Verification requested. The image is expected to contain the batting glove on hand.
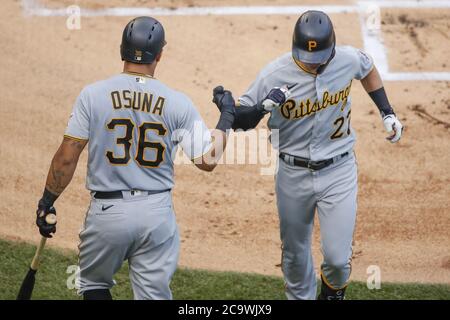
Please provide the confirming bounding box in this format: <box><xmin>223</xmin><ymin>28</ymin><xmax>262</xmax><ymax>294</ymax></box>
<box><xmin>36</xmin><ymin>199</ymin><xmax>57</xmax><ymax>238</ymax></box>
<box><xmin>212</xmin><ymin>86</ymin><xmax>227</xmax><ymax>111</ymax></box>
<box><xmin>213</xmin><ymin>86</ymin><xmax>236</xmax><ymax>132</ymax></box>
<box><xmin>213</xmin><ymin>86</ymin><xmax>235</xmax><ymax>114</ymax></box>
<box><xmin>383</xmin><ymin>114</ymin><xmax>403</xmax><ymax>143</ymax></box>
<box><xmin>261</xmin><ymin>86</ymin><xmax>292</xmax><ymax>112</ymax></box>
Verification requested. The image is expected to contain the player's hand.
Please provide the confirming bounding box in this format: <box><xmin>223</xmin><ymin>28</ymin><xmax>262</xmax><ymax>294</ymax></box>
<box><xmin>219</xmin><ymin>90</ymin><xmax>236</xmax><ymax>117</ymax></box>
<box><xmin>213</xmin><ymin>86</ymin><xmax>236</xmax><ymax>132</ymax></box>
<box><xmin>36</xmin><ymin>199</ymin><xmax>57</xmax><ymax>238</ymax></box>
<box><xmin>212</xmin><ymin>86</ymin><xmax>226</xmax><ymax>111</ymax></box>
<box><xmin>383</xmin><ymin>114</ymin><xmax>403</xmax><ymax>143</ymax></box>
<box><xmin>212</xmin><ymin>86</ymin><xmax>235</xmax><ymax>114</ymax></box>
<box><xmin>261</xmin><ymin>85</ymin><xmax>292</xmax><ymax>112</ymax></box>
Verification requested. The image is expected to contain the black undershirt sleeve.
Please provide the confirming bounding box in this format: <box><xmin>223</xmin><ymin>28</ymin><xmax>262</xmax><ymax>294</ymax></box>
<box><xmin>368</xmin><ymin>87</ymin><xmax>395</xmax><ymax>117</ymax></box>
<box><xmin>232</xmin><ymin>105</ymin><xmax>267</xmax><ymax>131</ymax></box>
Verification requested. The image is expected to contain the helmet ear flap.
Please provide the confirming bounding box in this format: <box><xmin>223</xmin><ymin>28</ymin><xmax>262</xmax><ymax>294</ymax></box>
<box><xmin>316</xmin><ymin>45</ymin><xmax>336</xmax><ymax>74</ymax></box>
<box><xmin>155</xmin><ymin>50</ymin><xmax>163</xmax><ymax>62</ymax></box>
<box><xmin>316</xmin><ymin>29</ymin><xmax>336</xmax><ymax>74</ymax></box>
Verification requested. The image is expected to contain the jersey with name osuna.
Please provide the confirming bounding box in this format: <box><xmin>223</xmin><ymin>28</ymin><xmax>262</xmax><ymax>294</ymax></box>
<box><xmin>65</xmin><ymin>72</ymin><xmax>212</xmax><ymax>192</ymax></box>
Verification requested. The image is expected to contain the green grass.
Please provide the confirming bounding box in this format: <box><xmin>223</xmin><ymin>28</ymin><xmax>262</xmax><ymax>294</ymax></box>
<box><xmin>1</xmin><ymin>239</ymin><xmax>449</xmax><ymax>300</ymax></box>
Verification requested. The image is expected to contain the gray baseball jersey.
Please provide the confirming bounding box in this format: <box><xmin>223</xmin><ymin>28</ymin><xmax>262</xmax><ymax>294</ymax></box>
<box><xmin>69</xmin><ymin>72</ymin><xmax>211</xmax><ymax>299</ymax></box>
<box><xmin>239</xmin><ymin>45</ymin><xmax>373</xmax><ymax>161</ymax></box>
<box><xmin>239</xmin><ymin>46</ymin><xmax>373</xmax><ymax>300</ymax></box>
<box><xmin>65</xmin><ymin>72</ymin><xmax>212</xmax><ymax>192</ymax></box>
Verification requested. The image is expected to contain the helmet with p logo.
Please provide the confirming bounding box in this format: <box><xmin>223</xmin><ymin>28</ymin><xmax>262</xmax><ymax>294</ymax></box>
<box><xmin>292</xmin><ymin>11</ymin><xmax>336</xmax><ymax>65</ymax></box>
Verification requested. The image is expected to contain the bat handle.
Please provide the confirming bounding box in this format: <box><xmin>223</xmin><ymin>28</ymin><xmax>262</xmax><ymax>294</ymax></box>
<box><xmin>30</xmin><ymin>237</ymin><xmax>47</xmax><ymax>271</ymax></box>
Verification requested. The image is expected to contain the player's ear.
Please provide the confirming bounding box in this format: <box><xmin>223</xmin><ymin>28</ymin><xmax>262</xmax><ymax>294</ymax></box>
<box><xmin>156</xmin><ymin>50</ymin><xmax>163</xmax><ymax>63</ymax></box>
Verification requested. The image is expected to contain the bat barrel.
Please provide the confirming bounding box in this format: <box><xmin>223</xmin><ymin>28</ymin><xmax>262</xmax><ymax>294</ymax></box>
<box><xmin>16</xmin><ymin>236</ymin><xmax>49</xmax><ymax>300</ymax></box>
<box><xmin>17</xmin><ymin>268</ymin><xmax>37</xmax><ymax>300</ymax></box>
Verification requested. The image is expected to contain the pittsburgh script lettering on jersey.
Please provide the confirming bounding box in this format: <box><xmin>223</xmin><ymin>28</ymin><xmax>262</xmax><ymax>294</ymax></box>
<box><xmin>110</xmin><ymin>90</ymin><xmax>166</xmax><ymax>115</ymax></box>
<box><xmin>280</xmin><ymin>80</ymin><xmax>352</xmax><ymax>120</ymax></box>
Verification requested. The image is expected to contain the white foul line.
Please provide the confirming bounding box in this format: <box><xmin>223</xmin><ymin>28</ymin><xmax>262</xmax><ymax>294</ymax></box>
<box><xmin>383</xmin><ymin>72</ymin><xmax>450</xmax><ymax>81</ymax></box>
<box><xmin>358</xmin><ymin>1</ymin><xmax>450</xmax><ymax>81</ymax></box>
<box><xmin>21</xmin><ymin>0</ymin><xmax>450</xmax><ymax>16</ymax></box>
<box><xmin>21</xmin><ymin>0</ymin><xmax>450</xmax><ymax>81</ymax></box>
<box><xmin>358</xmin><ymin>5</ymin><xmax>389</xmax><ymax>76</ymax></box>
<box><xmin>24</xmin><ymin>5</ymin><xmax>357</xmax><ymax>17</ymax></box>
<box><xmin>359</xmin><ymin>0</ymin><xmax>450</xmax><ymax>8</ymax></box>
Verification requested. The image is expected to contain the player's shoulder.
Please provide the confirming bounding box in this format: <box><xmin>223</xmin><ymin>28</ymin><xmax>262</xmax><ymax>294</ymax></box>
<box><xmin>336</xmin><ymin>45</ymin><xmax>370</xmax><ymax>61</ymax></box>
<box><xmin>151</xmin><ymin>80</ymin><xmax>197</xmax><ymax>117</ymax></box>
<box><xmin>258</xmin><ymin>52</ymin><xmax>294</xmax><ymax>78</ymax></box>
<box><xmin>158</xmin><ymin>81</ymin><xmax>194</xmax><ymax>108</ymax></box>
<box><xmin>78</xmin><ymin>74</ymin><xmax>122</xmax><ymax>97</ymax></box>
<box><xmin>336</xmin><ymin>45</ymin><xmax>360</xmax><ymax>53</ymax></box>
<box><xmin>81</xmin><ymin>74</ymin><xmax>190</xmax><ymax>99</ymax></box>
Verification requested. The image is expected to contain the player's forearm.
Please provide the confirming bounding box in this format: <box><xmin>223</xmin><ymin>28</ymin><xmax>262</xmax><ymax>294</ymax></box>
<box><xmin>45</xmin><ymin>152</ymin><xmax>78</xmax><ymax>196</ymax></box>
<box><xmin>210</xmin><ymin>129</ymin><xmax>228</xmax><ymax>161</ymax></box>
<box><xmin>232</xmin><ymin>104</ymin><xmax>266</xmax><ymax>131</ymax></box>
<box><xmin>361</xmin><ymin>66</ymin><xmax>383</xmax><ymax>93</ymax></box>
<box><xmin>361</xmin><ymin>66</ymin><xmax>395</xmax><ymax>117</ymax></box>
<box><xmin>44</xmin><ymin>138</ymin><xmax>85</xmax><ymax>195</ymax></box>
<box><xmin>195</xmin><ymin>129</ymin><xmax>227</xmax><ymax>172</ymax></box>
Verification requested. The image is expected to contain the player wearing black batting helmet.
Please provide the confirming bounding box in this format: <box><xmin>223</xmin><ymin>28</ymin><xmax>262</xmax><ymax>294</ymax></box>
<box><xmin>213</xmin><ymin>10</ymin><xmax>403</xmax><ymax>300</ymax></box>
<box><xmin>120</xmin><ymin>16</ymin><xmax>167</xmax><ymax>64</ymax></box>
<box><xmin>292</xmin><ymin>10</ymin><xmax>336</xmax><ymax>74</ymax></box>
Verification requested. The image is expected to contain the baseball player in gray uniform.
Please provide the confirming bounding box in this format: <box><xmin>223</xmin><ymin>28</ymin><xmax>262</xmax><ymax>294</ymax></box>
<box><xmin>214</xmin><ymin>11</ymin><xmax>403</xmax><ymax>300</ymax></box>
<box><xmin>35</xmin><ymin>16</ymin><xmax>237</xmax><ymax>300</ymax></box>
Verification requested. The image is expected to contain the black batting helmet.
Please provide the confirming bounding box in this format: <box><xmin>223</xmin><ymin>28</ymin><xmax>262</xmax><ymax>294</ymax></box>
<box><xmin>292</xmin><ymin>11</ymin><xmax>335</xmax><ymax>64</ymax></box>
<box><xmin>120</xmin><ymin>16</ymin><xmax>166</xmax><ymax>64</ymax></box>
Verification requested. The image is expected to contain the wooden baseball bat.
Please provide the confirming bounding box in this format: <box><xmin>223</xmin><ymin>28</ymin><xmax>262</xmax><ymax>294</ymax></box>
<box><xmin>17</xmin><ymin>214</ymin><xmax>57</xmax><ymax>300</ymax></box>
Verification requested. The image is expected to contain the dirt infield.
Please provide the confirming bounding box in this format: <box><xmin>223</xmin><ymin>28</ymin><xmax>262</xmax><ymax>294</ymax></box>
<box><xmin>382</xmin><ymin>9</ymin><xmax>449</xmax><ymax>72</ymax></box>
<box><xmin>1</xmin><ymin>0</ymin><xmax>449</xmax><ymax>285</ymax></box>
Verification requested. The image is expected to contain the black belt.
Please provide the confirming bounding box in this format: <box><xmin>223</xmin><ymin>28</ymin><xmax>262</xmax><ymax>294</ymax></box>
<box><xmin>279</xmin><ymin>152</ymin><xmax>349</xmax><ymax>171</ymax></box>
<box><xmin>93</xmin><ymin>189</ymin><xmax>170</xmax><ymax>199</ymax></box>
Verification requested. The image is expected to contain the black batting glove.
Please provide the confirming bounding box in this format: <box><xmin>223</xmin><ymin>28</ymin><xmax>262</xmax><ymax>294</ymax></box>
<box><xmin>212</xmin><ymin>85</ymin><xmax>236</xmax><ymax>114</ymax></box>
<box><xmin>36</xmin><ymin>190</ymin><xmax>58</xmax><ymax>238</ymax></box>
<box><xmin>212</xmin><ymin>86</ymin><xmax>226</xmax><ymax>111</ymax></box>
<box><xmin>264</xmin><ymin>87</ymin><xmax>288</xmax><ymax>105</ymax></box>
<box><xmin>213</xmin><ymin>86</ymin><xmax>236</xmax><ymax>132</ymax></box>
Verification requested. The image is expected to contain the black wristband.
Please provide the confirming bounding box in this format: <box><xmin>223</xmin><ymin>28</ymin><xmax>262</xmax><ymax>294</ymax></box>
<box><xmin>368</xmin><ymin>87</ymin><xmax>395</xmax><ymax>117</ymax></box>
<box><xmin>216</xmin><ymin>112</ymin><xmax>235</xmax><ymax>132</ymax></box>
<box><xmin>42</xmin><ymin>188</ymin><xmax>59</xmax><ymax>207</ymax></box>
